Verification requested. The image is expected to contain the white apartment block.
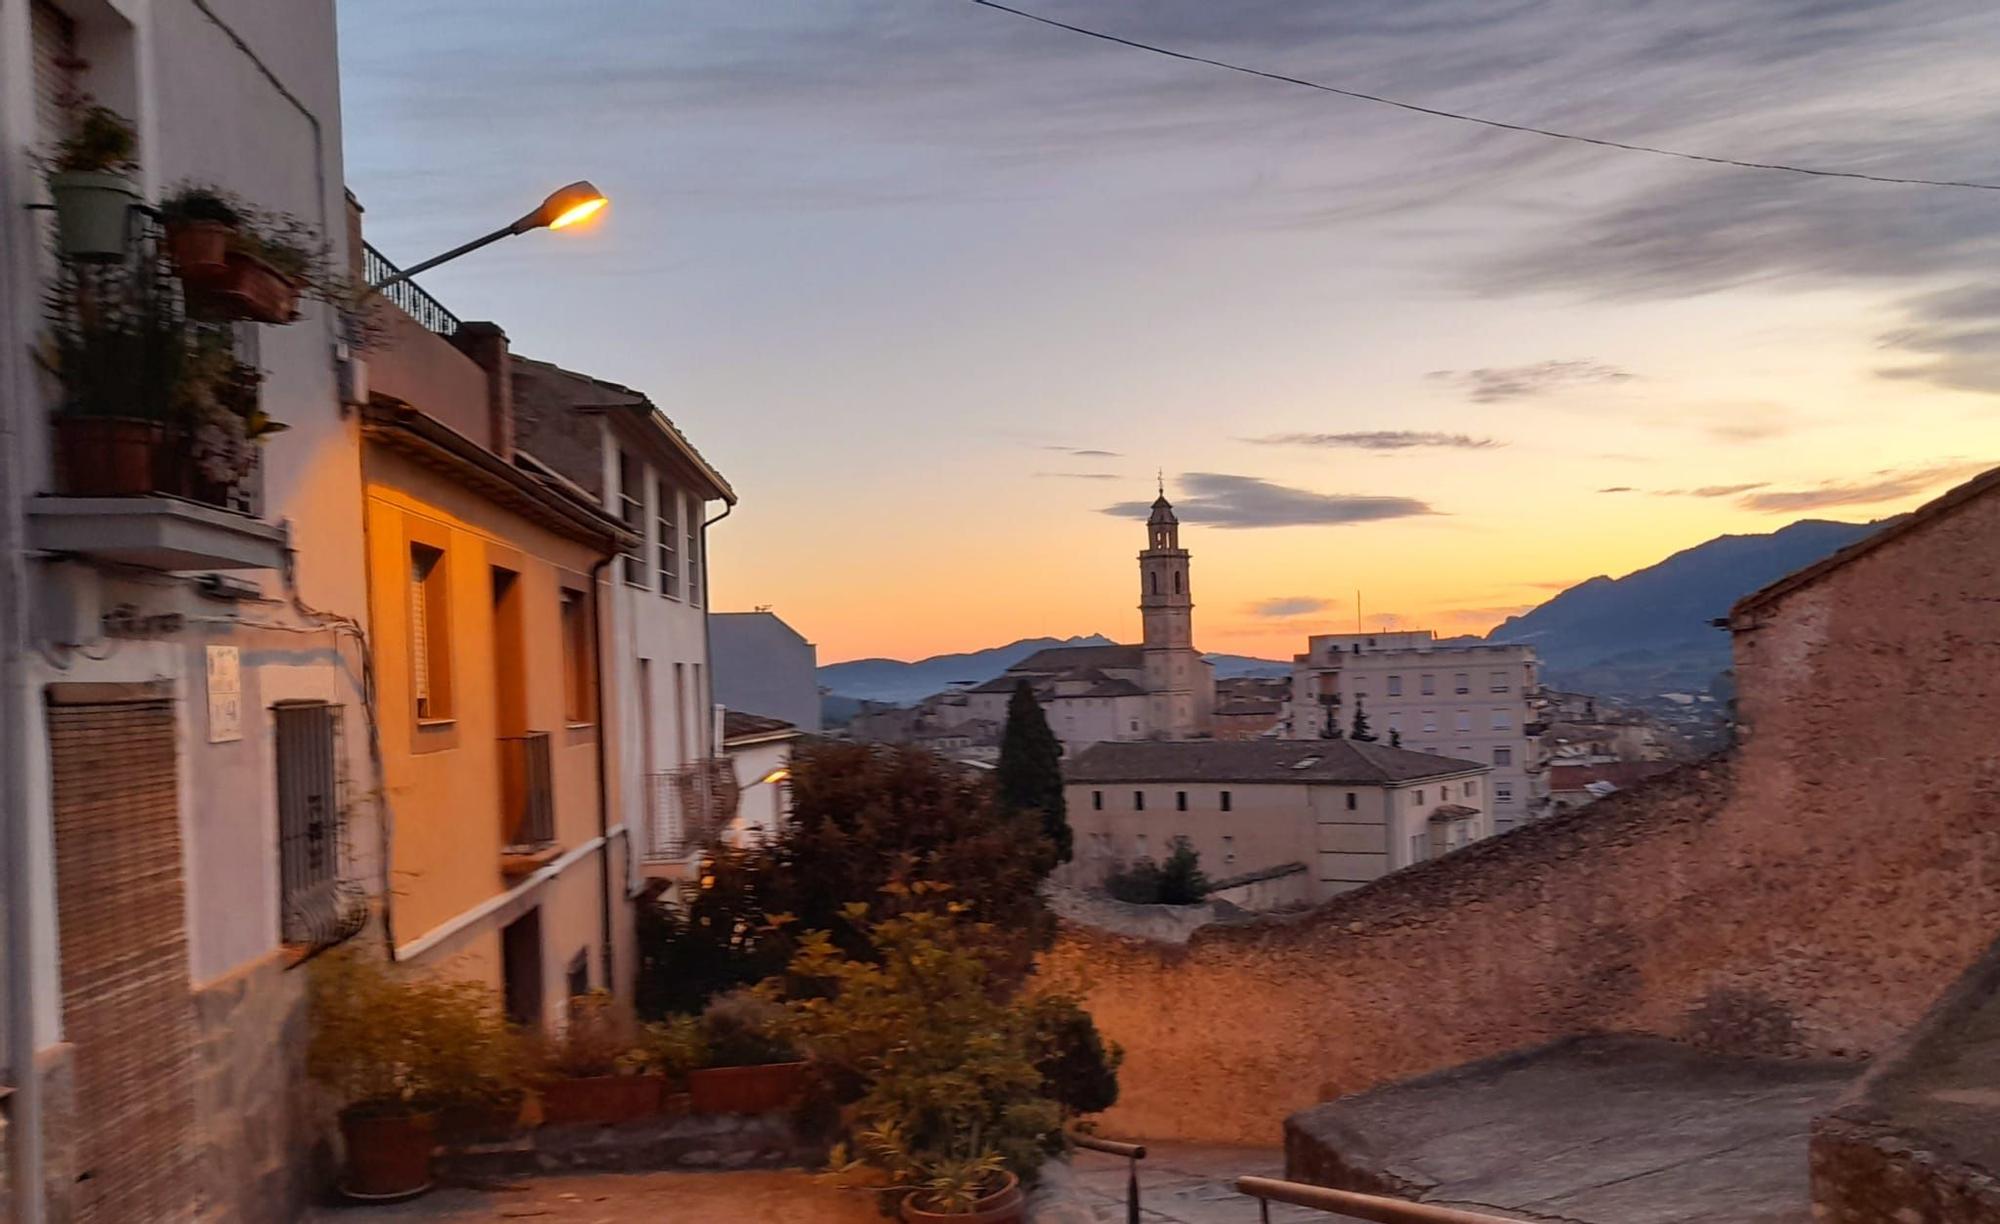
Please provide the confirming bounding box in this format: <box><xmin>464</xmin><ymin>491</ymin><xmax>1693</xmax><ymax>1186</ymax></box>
<box><xmin>1283</xmin><ymin>631</ymin><xmax>1548</xmax><ymax>832</ymax></box>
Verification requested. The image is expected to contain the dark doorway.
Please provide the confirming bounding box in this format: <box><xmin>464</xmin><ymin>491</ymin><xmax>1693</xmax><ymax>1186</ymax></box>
<box><xmin>501</xmin><ymin>907</ymin><xmax>543</xmax><ymax>1027</ymax></box>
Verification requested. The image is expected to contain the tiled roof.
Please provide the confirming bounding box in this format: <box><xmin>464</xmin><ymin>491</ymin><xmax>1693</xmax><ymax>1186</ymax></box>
<box><xmin>1548</xmin><ymin>761</ymin><xmax>1679</xmax><ymax>792</ymax></box>
<box><xmin>1064</xmin><ymin>739</ymin><xmax>1485</xmax><ymax>785</ymax></box>
<box><xmin>1008</xmin><ymin>644</ymin><xmax>1144</xmax><ymax>674</ymax></box>
<box><xmin>511</xmin><ymin>353</ymin><xmax>735</xmax><ymax>502</ymax></box>
<box><xmin>722</xmin><ymin>710</ymin><xmax>798</xmax><ymax>744</ymax></box>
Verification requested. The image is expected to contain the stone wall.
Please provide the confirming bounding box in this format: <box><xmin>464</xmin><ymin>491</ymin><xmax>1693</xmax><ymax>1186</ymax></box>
<box><xmin>1044</xmin><ymin>477</ymin><xmax>2000</xmax><ymax>1144</ymax></box>
<box><xmin>191</xmin><ymin>954</ymin><xmax>322</xmax><ymax>1222</ymax></box>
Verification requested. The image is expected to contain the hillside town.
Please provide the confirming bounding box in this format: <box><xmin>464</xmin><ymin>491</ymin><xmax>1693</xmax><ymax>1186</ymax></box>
<box><xmin>3</xmin><ymin>3</ymin><xmax>1999</xmax><ymax>1224</ymax></box>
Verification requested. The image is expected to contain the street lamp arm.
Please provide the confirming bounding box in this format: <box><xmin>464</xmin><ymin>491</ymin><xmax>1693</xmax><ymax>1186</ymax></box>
<box><xmin>367</xmin><ymin>223</ymin><xmax>514</xmax><ymax>291</ymax></box>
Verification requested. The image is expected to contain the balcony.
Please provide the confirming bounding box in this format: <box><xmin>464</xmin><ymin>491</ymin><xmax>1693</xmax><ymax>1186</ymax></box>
<box><xmin>500</xmin><ymin>732</ymin><xmax>558</xmax><ymax>877</ymax></box>
<box><xmin>643</xmin><ymin>759</ymin><xmax>740</xmax><ymax>865</ymax></box>
<box><xmin>29</xmin><ymin>437</ymin><xmax>284</xmax><ymax>571</ymax></box>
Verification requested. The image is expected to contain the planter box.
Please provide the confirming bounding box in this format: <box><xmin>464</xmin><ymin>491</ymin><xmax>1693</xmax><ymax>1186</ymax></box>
<box><xmin>188</xmin><ymin>251</ymin><xmax>300</xmax><ymax>324</ymax></box>
<box><xmin>437</xmin><ymin>1096</ymin><xmax>527</xmax><ymax>1146</ymax></box>
<box><xmin>165</xmin><ymin>220</ymin><xmax>235</xmax><ymax>285</ymax></box>
<box><xmin>47</xmin><ymin>170</ymin><xmax>139</xmax><ymax>263</ymax></box>
<box><xmin>53</xmin><ymin>416</ymin><xmax>165</xmax><ymax>496</ymax></box>
<box><xmin>539</xmin><ymin>1074</ymin><xmax>664</xmax><ymax>1126</ymax></box>
<box><xmin>687</xmin><ymin>1061</ymin><xmax>807</xmax><ymax>1115</ymax></box>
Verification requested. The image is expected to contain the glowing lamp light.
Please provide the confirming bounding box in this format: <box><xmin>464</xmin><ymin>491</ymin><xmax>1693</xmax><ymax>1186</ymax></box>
<box><xmin>368</xmin><ymin>179</ymin><xmax>611</xmax><ymax>292</ymax></box>
<box><xmin>755</xmin><ymin>766</ymin><xmax>792</xmax><ymax>787</ymax></box>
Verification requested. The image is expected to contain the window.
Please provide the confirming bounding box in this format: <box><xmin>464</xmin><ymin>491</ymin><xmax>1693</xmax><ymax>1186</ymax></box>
<box><xmin>560</xmin><ymin>588</ymin><xmax>593</xmax><ymax>724</ymax></box>
<box><xmin>1133</xmin><ymin>790</ymin><xmax>1146</xmax><ymax>811</ymax></box>
<box><xmin>566</xmin><ymin>950</ymin><xmax>590</xmax><ymax>999</ymax></box>
<box><xmin>1414</xmin><ymin>789</ymin><xmax>1425</xmax><ymax>805</ymax></box>
<box><xmin>1440</xmin><ymin>784</ymin><xmax>1451</xmax><ymax>800</ymax></box>
<box><xmin>1409</xmin><ymin>833</ymin><xmax>1428</xmax><ymax>864</ymax></box>
<box><xmin>1222</xmin><ymin>835</ymin><xmax>1236</xmax><ymax>864</ymax></box>
<box><xmin>1345</xmin><ymin>791</ymin><xmax>1357</xmax><ymax>811</ymax></box>
<box><xmin>1493</xmin><ymin>746</ymin><xmax>1512</xmax><ymax>767</ymax></box>
<box><xmin>686</xmin><ymin>506</ymin><xmax>702</xmax><ymax>607</ymax></box>
<box><xmin>1173</xmin><ymin>571</ymin><xmax>1182</xmax><ymax>594</ymax></box>
<box><xmin>1466</xmin><ymin>780</ymin><xmax>1478</xmax><ymax>797</ymax></box>
<box><xmin>1176</xmin><ymin>791</ymin><xmax>1188</xmax><ymax>812</ymax></box>
<box><xmin>1151</xmin><ymin>572</ymin><xmax>1159</xmax><ymax>595</ymax></box>
<box><xmin>1496</xmin><ymin>781</ymin><xmax>1515</xmax><ymax>803</ymax></box>
<box><xmin>1092</xmin><ymin>790</ymin><xmax>1104</xmax><ymax>811</ymax></box>
<box><xmin>1490</xmin><ymin>671</ymin><xmax>1509</xmax><ymax>693</ymax></box>
<box><xmin>656</xmin><ymin>479</ymin><xmax>679</xmax><ymax>597</ymax></box>
<box><xmin>1454</xmin><ymin>672</ymin><xmax>1469</xmax><ymax>694</ymax></box>
<box><xmin>1422</xmin><ymin>710</ymin><xmax>1438</xmax><ymax>733</ymax></box>
<box><xmin>1135</xmin><ymin>833</ymin><xmax>1149</xmax><ymax>858</ymax></box>
<box><xmin>1491</xmin><ymin>710</ymin><xmax>1512</xmax><ymax>731</ymax></box>
<box><xmin>1420</xmin><ymin>674</ymin><xmax>1435</xmax><ymax>695</ymax></box>
<box><xmin>1455</xmin><ymin>711</ymin><xmax>1472</xmax><ymax>732</ymax></box>
<box><xmin>409</xmin><ymin>543</ymin><xmax>452</xmax><ymax>721</ymax></box>
<box><xmin>1388</xmin><ymin>714</ymin><xmax>1403</xmax><ymax>735</ymax></box>
<box><xmin>1387</xmin><ymin>674</ymin><xmax>1403</xmax><ymax>696</ymax></box>
<box><xmin>1220</xmin><ymin>790</ymin><xmax>1232</xmax><ymax>812</ymax></box>
<box><xmin>618</xmin><ymin>450</ymin><xmax>646</xmax><ymax>587</ymax></box>
<box><xmin>275</xmin><ymin>702</ymin><xmax>346</xmax><ymax>948</ymax></box>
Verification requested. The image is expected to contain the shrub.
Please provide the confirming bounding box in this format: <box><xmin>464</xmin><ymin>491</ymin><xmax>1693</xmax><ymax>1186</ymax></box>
<box><xmin>1027</xmin><ymin>995</ymin><xmax>1121</xmax><ymax>1118</ymax></box>
<box><xmin>307</xmin><ymin>950</ymin><xmax>523</xmax><ymax>1116</ymax></box>
<box><xmin>782</xmin><ymin>911</ymin><xmax>1062</xmax><ymax>1183</ymax></box>
<box><xmin>636</xmin><ymin>1014</ymin><xmax>708</xmax><ymax>1081</ymax></box>
<box><xmin>540</xmin><ymin>989</ymin><xmax>637</xmax><ymax>1079</ymax></box>
<box><xmin>700</xmin><ymin>989</ymin><xmax>798</xmax><ymax>1068</ymax></box>
<box><xmin>1102</xmin><ymin>837</ymin><xmax>1209</xmax><ymax>906</ymax></box>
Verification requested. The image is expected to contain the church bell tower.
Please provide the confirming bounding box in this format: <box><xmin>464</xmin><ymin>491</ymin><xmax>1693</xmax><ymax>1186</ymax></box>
<box><xmin>1138</xmin><ymin>480</ymin><xmax>1208</xmax><ymax>738</ymax></box>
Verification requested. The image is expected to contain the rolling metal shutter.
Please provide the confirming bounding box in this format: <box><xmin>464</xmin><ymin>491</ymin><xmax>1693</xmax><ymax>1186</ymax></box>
<box><xmin>48</xmin><ymin>688</ymin><xmax>200</xmax><ymax>1223</ymax></box>
<box><xmin>31</xmin><ymin>1</ymin><xmax>79</xmax><ymax>150</ymax></box>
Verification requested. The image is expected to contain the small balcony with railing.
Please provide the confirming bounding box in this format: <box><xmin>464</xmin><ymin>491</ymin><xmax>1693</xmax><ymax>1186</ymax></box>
<box><xmin>499</xmin><ymin>731</ymin><xmax>559</xmax><ymax>878</ymax></box>
<box><xmin>642</xmin><ymin>758</ymin><xmax>741</xmax><ymax>874</ymax></box>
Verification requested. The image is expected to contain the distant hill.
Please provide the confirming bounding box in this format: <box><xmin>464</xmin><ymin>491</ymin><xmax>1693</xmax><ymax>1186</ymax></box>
<box><xmin>819</xmin><ymin>634</ymin><xmax>1288</xmax><ymax>705</ymax></box>
<box><xmin>1487</xmin><ymin>517</ymin><xmax>1892</xmax><ymax>699</ymax></box>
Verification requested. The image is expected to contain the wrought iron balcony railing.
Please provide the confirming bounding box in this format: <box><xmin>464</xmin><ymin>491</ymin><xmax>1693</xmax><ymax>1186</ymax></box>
<box><xmin>363</xmin><ymin>241</ymin><xmax>461</xmax><ymax>337</ymax></box>
<box><xmin>500</xmin><ymin>731</ymin><xmax>555</xmax><ymax>848</ymax></box>
<box><xmin>645</xmin><ymin>758</ymin><xmax>740</xmax><ymax>863</ymax></box>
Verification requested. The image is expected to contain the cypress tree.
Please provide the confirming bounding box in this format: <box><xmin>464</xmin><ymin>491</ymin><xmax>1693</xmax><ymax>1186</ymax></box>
<box><xmin>1351</xmin><ymin>696</ymin><xmax>1377</xmax><ymax>742</ymax></box>
<box><xmin>997</xmin><ymin>679</ymin><xmax>1072</xmax><ymax>863</ymax></box>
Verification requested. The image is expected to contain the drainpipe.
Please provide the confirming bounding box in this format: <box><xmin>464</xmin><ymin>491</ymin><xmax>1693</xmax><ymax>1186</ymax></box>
<box><xmin>699</xmin><ymin>501</ymin><xmax>733</xmax><ymax>763</ymax></box>
<box><xmin>589</xmin><ymin>554</ymin><xmax>615</xmax><ymax>992</ymax></box>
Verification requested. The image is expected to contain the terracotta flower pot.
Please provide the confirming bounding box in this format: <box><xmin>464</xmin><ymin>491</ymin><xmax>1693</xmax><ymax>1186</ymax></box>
<box><xmin>52</xmin><ymin>415</ymin><xmax>164</xmax><ymax>496</ymax></box>
<box><xmin>47</xmin><ymin>170</ymin><xmax>139</xmax><ymax>263</ymax></box>
<box><xmin>191</xmin><ymin>251</ymin><xmax>300</xmax><ymax>324</ymax></box>
<box><xmin>899</xmin><ymin>1170</ymin><xmax>1024</xmax><ymax>1224</ymax></box>
<box><xmin>164</xmin><ymin>220</ymin><xmax>235</xmax><ymax>285</ymax></box>
<box><xmin>687</xmin><ymin>1061</ymin><xmax>807</xmax><ymax>1115</ymax></box>
<box><xmin>339</xmin><ymin>1108</ymin><xmax>435</xmax><ymax>1200</ymax></box>
<box><xmin>538</xmin><ymin>1074</ymin><xmax>664</xmax><ymax>1126</ymax></box>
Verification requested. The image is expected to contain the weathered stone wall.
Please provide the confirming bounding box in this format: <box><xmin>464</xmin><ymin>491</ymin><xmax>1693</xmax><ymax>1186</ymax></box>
<box><xmin>191</xmin><ymin>954</ymin><xmax>323</xmax><ymax>1222</ymax></box>
<box><xmin>1046</xmin><ymin>482</ymin><xmax>2000</xmax><ymax>1143</ymax></box>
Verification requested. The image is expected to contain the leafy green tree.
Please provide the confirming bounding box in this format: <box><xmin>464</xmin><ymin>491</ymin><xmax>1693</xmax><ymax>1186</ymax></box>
<box><xmin>1351</xmin><ymin>697</ymin><xmax>1377</xmax><ymax>742</ymax></box>
<box><xmin>997</xmin><ymin>679</ymin><xmax>1071</xmax><ymax>864</ymax></box>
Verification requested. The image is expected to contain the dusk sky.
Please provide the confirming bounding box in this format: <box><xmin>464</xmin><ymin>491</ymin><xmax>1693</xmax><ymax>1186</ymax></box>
<box><xmin>338</xmin><ymin>1</ymin><xmax>2000</xmax><ymax>663</ymax></box>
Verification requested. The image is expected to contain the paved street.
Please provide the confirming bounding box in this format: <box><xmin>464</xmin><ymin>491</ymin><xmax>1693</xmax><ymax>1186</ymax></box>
<box><xmin>1071</xmin><ymin>1145</ymin><xmax>1341</xmax><ymax>1224</ymax></box>
<box><xmin>301</xmin><ymin>1169</ymin><xmax>882</xmax><ymax>1222</ymax></box>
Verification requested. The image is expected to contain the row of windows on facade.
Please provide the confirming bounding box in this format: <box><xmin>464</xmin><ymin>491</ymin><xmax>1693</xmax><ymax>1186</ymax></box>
<box><xmin>410</xmin><ymin>543</ymin><xmax>597</xmax><ymax>726</ymax></box>
<box><xmin>1086</xmin><ymin>830</ymin><xmax>1236</xmax><ymax>865</ymax></box>
<box><xmin>616</xmin><ymin>450</ymin><xmax>702</xmax><ymax>605</ymax></box>
<box><xmin>1089</xmin><ymin>778</ymin><xmax>1480</xmax><ymax>813</ymax></box>
<box><xmin>1385</xmin><ymin>710</ymin><xmax>1516</xmax><ymax>734</ymax></box>
<box><xmin>1359</xmin><ymin>671</ymin><xmax>1519</xmax><ymax>696</ymax></box>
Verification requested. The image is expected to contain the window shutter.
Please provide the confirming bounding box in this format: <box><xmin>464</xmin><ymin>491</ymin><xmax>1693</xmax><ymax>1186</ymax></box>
<box><xmin>32</xmin><ymin>1</ymin><xmax>79</xmax><ymax>152</ymax></box>
<box><xmin>411</xmin><ymin>557</ymin><xmax>431</xmax><ymax>713</ymax></box>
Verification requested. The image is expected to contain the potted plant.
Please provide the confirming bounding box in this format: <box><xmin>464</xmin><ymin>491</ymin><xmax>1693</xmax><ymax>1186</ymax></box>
<box><xmin>44</xmin><ymin>255</ymin><xmax>183</xmax><ymax>495</ymax></box>
<box><xmin>636</xmin><ymin>1013</ymin><xmax>708</xmax><ymax>1113</ymax></box>
<box><xmin>308</xmin><ymin>952</ymin><xmax>501</xmax><ymax>1201</ymax></box>
<box><xmin>171</xmin><ymin>331</ymin><xmax>285</xmax><ymax>506</ymax></box>
<box><xmin>158</xmin><ymin>184</ymin><xmax>244</xmax><ymax>285</ymax></box>
<box><xmin>535</xmin><ymin>990</ymin><xmax>663</xmax><ymax>1126</ymax></box>
<box><xmin>45</xmin><ymin>103</ymin><xmax>139</xmax><ymax>262</ymax></box>
<box><xmin>835</xmin><ymin>1123</ymin><xmax>1025</xmax><ymax>1224</ymax></box>
<box><xmin>686</xmin><ymin>990</ymin><xmax>807</xmax><ymax>1115</ymax></box>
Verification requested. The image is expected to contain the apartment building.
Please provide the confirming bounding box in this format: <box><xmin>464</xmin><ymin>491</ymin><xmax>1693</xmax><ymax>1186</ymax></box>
<box><xmin>1282</xmin><ymin>631</ymin><xmax>1548</xmax><ymax>832</ymax></box>
<box><xmin>711</xmin><ymin>609</ymin><xmax>822</xmax><ymax>733</ymax></box>
<box><xmin>1061</xmin><ymin>739</ymin><xmax>1492</xmax><ymax>905</ymax></box>
<box><xmin>508</xmin><ymin>356</ymin><xmax>736</xmax><ymax>887</ymax></box>
<box><xmin>0</xmin><ymin>3</ymin><xmax>364</xmax><ymax>1218</ymax></box>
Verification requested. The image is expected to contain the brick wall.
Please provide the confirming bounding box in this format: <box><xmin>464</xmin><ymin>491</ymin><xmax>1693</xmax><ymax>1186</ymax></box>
<box><xmin>1046</xmin><ymin>478</ymin><xmax>2000</xmax><ymax>1144</ymax></box>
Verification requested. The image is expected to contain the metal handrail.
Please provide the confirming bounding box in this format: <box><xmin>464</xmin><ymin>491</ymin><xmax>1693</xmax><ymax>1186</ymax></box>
<box><xmin>1070</xmin><ymin>1133</ymin><xmax>1146</xmax><ymax>1224</ymax></box>
<box><xmin>1235</xmin><ymin>1177</ymin><xmax>1528</xmax><ymax>1223</ymax></box>
<box><xmin>361</xmin><ymin>240</ymin><xmax>462</xmax><ymax>336</ymax></box>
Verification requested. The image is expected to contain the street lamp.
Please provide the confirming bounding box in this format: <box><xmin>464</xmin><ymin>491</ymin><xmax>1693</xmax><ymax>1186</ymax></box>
<box><xmin>369</xmin><ymin>180</ymin><xmax>607</xmax><ymax>290</ymax></box>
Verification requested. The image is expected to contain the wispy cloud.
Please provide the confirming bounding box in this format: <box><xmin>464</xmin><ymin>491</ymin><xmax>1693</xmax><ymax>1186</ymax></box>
<box><xmin>1739</xmin><ymin>461</ymin><xmax>1988</xmax><ymax>513</ymax></box>
<box><xmin>1042</xmin><ymin>445</ymin><xmax>1125</xmax><ymax>458</ymax></box>
<box><xmin>1428</xmin><ymin>361</ymin><xmax>1635</xmax><ymax>403</ymax></box>
<box><xmin>1035</xmin><ymin>471</ymin><xmax>1121</xmax><ymax>481</ymax></box>
<box><xmin>1248</xmin><ymin>596</ymin><xmax>1333</xmax><ymax>618</ymax></box>
<box><xmin>1103</xmin><ymin>472</ymin><xmax>1436</xmax><ymax>529</ymax></box>
<box><xmin>1598</xmin><ymin>486</ymin><xmax>1636</xmax><ymax>494</ymax></box>
<box><xmin>1245</xmin><ymin>430</ymin><xmax>1502</xmax><ymax>451</ymax></box>
<box><xmin>1661</xmin><ymin>482</ymin><xmax>1769</xmax><ymax>498</ymax></box>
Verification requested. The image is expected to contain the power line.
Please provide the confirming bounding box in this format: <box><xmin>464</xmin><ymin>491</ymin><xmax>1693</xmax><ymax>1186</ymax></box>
<box><xmin>966</xmin><ymin>0</ymin><xmax>2000</xmax><ymax>193</ymax></box>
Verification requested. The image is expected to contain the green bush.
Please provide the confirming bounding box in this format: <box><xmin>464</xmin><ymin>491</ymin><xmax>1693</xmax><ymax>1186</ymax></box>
<box><xmin>1028</xmin><ymin>995</ymin><xmax>1121</xmax><ymax>1118</ymax></box>
<box><xmin>1102</xmin><ymin>837</ymin><xmax>1210</xmax><ymax>906</ymax></box>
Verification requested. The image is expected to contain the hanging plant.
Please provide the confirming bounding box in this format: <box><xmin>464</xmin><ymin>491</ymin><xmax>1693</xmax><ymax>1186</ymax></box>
<box><xmin>45</xmin><ymin>102</ymin><xmax>141</xmax><ymax>263</ymax></box>
<box><xmin>158</xmin><ymin>184</ymin><xmax>244</xmax><ymax>285</ymax></box>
